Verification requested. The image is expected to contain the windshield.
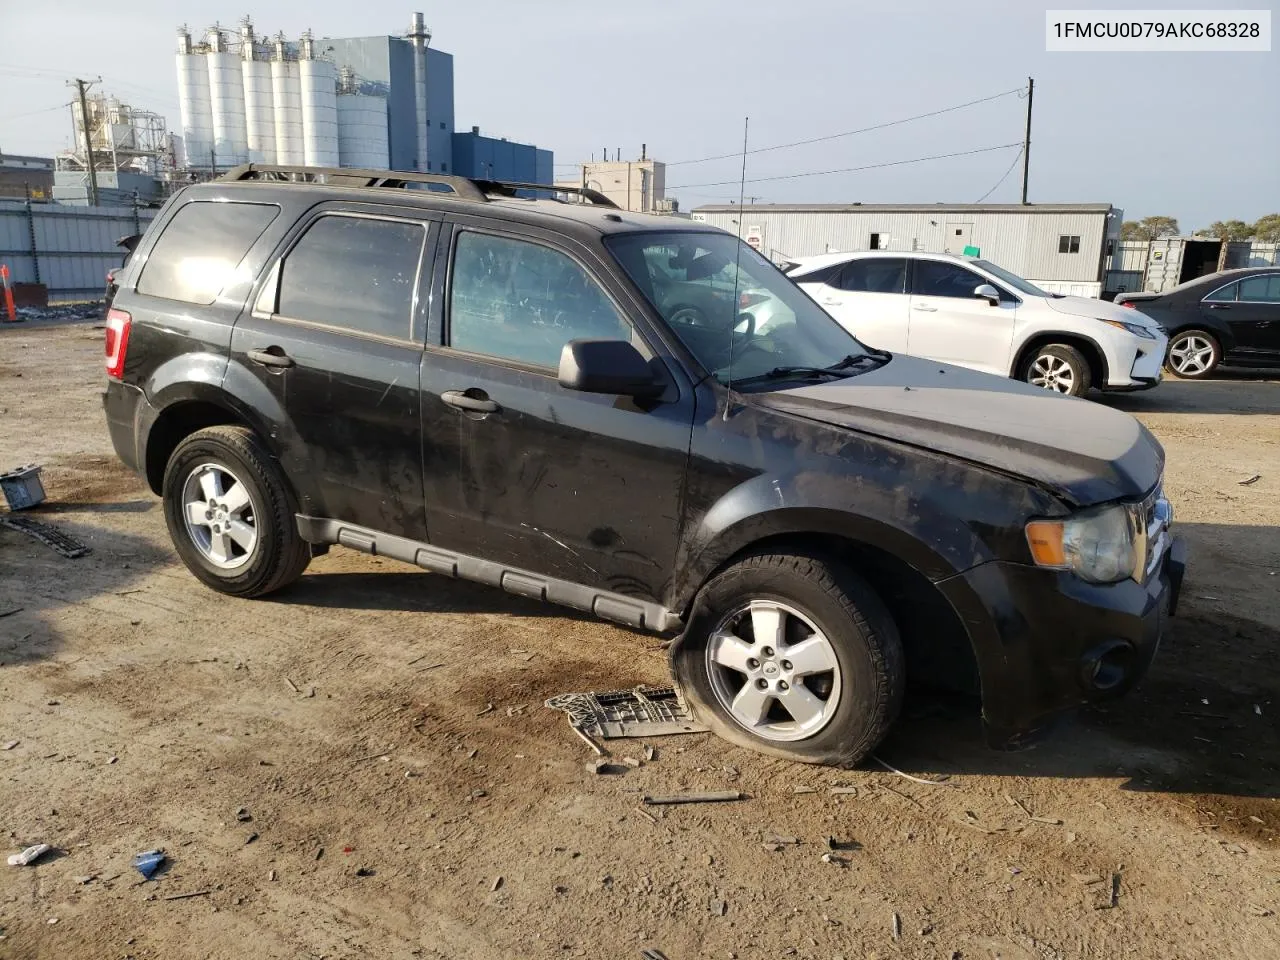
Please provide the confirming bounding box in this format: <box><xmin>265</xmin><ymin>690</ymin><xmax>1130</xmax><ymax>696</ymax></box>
<box><xmin>607</xmin><ymin>231</ymin><xmax>871</xmax><ymax>387</ymax></box>
<box><xmin>972</xmin><ymin>259</ymin><xmax>1050</xmax><ymax>298</ymax></box>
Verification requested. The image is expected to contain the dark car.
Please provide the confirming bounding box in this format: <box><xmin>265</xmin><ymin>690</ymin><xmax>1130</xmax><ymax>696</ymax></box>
<box><xmin>1116</xmin><ymin>267</ymin><xmax>1280</xmax><ymax>378</ymax></box>
<box><xmin>101</xmin><ymin>163</ymin><xmax>1184</xmax><ymax>767</ymax></box>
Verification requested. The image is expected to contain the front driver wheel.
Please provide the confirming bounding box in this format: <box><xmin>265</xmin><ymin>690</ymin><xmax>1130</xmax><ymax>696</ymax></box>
<box><xmin>162</xmin><ymin>425</ymin><xmax>311</xmax><ymax>598</ymax></box>
<box><xmin>1022</xmin><ymin>343</ymin><xmax>1091</xmax><ymax>396</ymax></box>
<box><xmin>1165</xmin><ymin>329</ymin><xmax>1220</xmax><ymax>379</ymax></box>
<box><xmin>673</xmin><ymin>551</ymin><xmax>904</xmax><ymax>767</ymax></box>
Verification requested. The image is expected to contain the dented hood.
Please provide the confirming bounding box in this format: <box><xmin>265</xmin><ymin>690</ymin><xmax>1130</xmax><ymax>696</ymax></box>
<box><xmin>758</xmin><ymin>355</ymin><xmax>1164</xmax><ymax>505</ymax></box>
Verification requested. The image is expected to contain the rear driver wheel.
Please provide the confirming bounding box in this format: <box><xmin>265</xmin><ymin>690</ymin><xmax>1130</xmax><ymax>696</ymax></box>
<box><xmin>162</xmin><ymin>425</ymin><xmax>311</xmax><ymax>598</ymax></box>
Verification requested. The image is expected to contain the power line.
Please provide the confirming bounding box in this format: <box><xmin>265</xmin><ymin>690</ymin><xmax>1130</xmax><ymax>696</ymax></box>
<box><xmin>668</xmin><ymin>142</ymin><xmax>1023</xmax><ymax>191</ymax></box>
<box><xmin>975</xmin><ymin>145</ymin><xmax>1024</xmax><ymax>203</ymax></box>
<box><xmin>0</xmin><ymin>101</ymin><xmax>72</xmax><ymax>122</ymax></box>
<box><xmin>665</xmin><ymin>85</ymin><xmax>1026</xmax><ymax>168</ymax></box>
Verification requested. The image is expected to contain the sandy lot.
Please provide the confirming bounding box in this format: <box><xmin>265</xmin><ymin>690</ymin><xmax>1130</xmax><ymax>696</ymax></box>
<box><xmin>1</xmin><ymin>319</ymin><xmax>1277</xmax><ymax>960</ymax></box>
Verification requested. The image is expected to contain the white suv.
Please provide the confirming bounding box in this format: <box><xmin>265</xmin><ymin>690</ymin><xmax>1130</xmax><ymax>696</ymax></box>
<box><xmin>785</xmin><ymin>252</ymin><xmax>1167</xmax><ymax>397</ymax></box>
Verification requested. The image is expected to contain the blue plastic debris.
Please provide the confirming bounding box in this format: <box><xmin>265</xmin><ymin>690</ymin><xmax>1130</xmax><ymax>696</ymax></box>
<box><xmin>132</xmin><ymin>849</ymin><xmax>166</xmax><ymax>880</ymax></box>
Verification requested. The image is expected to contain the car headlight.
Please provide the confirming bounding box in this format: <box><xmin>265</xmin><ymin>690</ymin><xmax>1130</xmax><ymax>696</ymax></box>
<box><xmin>1025</xmin><ymin>502</ymin><xmax>1142</xmax><ymax>584</ymax></box>
<box><xmin>1100</xmin><ymin>319</ymin><xmax>1156</xmax><ymax>340</ymax></box>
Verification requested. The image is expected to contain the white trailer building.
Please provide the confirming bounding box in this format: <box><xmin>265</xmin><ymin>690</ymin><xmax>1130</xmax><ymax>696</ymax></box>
<box><xmin>691</xmin><ymin>202</ymin><xmax>1122</xmax><ymax>298</ymax></box>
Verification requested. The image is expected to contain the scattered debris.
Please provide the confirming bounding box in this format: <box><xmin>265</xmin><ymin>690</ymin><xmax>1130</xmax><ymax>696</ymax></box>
<box><xmin>0</xmin><ymin>464</ymin><xmax>46</xmax><ymax>511</ymax></box>
<box><xmin>545</xmin><ymin>687</ymin><xmax>708</xmax><ymax>739</ymax></box>
<box><xmin>2</xmin><ymin>741</ymin><xmax>18</xmax><ymax>751</ymax></box>
<box><xmin>641</xmin><ymin>949</ymin><xmax>670</xmax><ymax>960</ymax></box>
<box><xmin>245</xmin><ymin>832</ymin><xmax>258</xmax><ymax>845</ymax></box>
<box><xmin>710</xmin><ymin>898</ymin><xmax>727</xmax><ymax>917</ymax></box>
<box><xmin>791</xmin><ymin>785</ymin><xmax>817</xmax><ymax>795</ymax></box>
<box><xmin>47</xmin><ymin>917</ymin><xmax>59</xmax><ymax>925</ymax></box>
<box><xmin>351</xmin><ymin>751</ymin><xmax>390</xmax><ymax>764</ymax></box>
<box><xmin>1256</xmin><ymin>704</ymin><xmax>1264</xmax><ymax>716</ymax></box>
<box><xmin>643</xmin><ymin>744</ymin><xmax>655</xmax><ymax>762</ymax></box>
<box><xmin>354</xmin><ymin>866</ymin><xmax>375</xmax><ymax>877</ymax></box>
<box><xmin>235</xmin><ymin>807</ymin><xmax>252</xmax><ymax>823</ymax></box>
<box><xmin>1094</xmin><ymin>872</ymin><xmax>1122</xmax><ymax>910</ymax></box>
<box><xmin>829</xmin><ymin>786</ymin><xmax>859</xmax><ymax>796</ymax></box>
<box><xmin>553</xmin><ymin>884</ymin><xmax>568</xmax><ymax>894</ymax></box>
<box><xmin>491</xmin><ymin>875</ymin><xmax>503</xmax><ymax>892</ymax></box>
<box><xmin>634</xmin><ymin>807</ymin><xmax>659</xmax><ymax>825</ymax></box>
<box><xmin>132</xmin><ymin>850</ymin><xmax>166</xmax><ymax>880</ymax></box>
<box><xmin>284</xmin><ymin>677</ymin><xmax>300</xmax><ymax>694</ymax></box>
<box><xmin>643</xmin><ymin>790</ymin><xmax>743</xmax><ymax>806</ymax></box>
<box><xmin>73</xmin><ymin>875</ymin><xmax>95</xmax><ymax>885</ymax></box>
<box><xmin>587</xmin><ymin>757</ymin><xmax>612</xmax><ymax>775</ymax></box>
<box><xmin>7</xmin><ymin>844</ymin><xmax>52</xmax><ymax>866</ymax></box>
<box><xmin>892</xmin><ymin>912</ymin><xmax>902</xmax><ymax>940</ymax></box>
<box><xmin>476</xmin><ymin>703</ymin><xmax>494</xmax><ymax>717</ymax></box>
<box><xmin>622</xmin><ymin>757</ymin><xmax>642</xmax><ymax>768</ymax></box>
<box><xmin>873</xmin><ymin>755</ymin><xmax>951</xmax><ymax>786</ymax></box>
<box><xmin>0</xmin><ymin>515</ymin><xmax>90</xmax><ymax>558</ymax></box>
<box><xmin>826</xmin><ymin>836</ymin><xmax>860</xmax><ymax>852</ymax></box>
<box><xmin>269</xmin><ymin>869</ymin><xmax>276</xmax><ymax>882</ymax></box>
<box><xmin>820</xmin><ymin>853</ymin><xmax>848</xmax><ymax>866</ymax></box>
<box><xmin>570</xmin><ymin>725</ymin><xmax>606</xmax><ymax>756</ymax></box>
<box><xmin>0</xmin><ymin>608</ymin><xmax>22</xmax><ymax>619</ymax></box>
<box><xmin>162</xmin><ymin>889</ymin><xmax>211</xmax><ymax>901</ymax></box>
<box><xmin>1247</xmin><ymin>906</ymin><xmax>1275</xmax><ymax>917</ymax></box>
<box><xmin>878</xmin><ymin>783</ymin><xmax>925</xmax><ymax>810</ymax></box>
<box><xmin>107</xmin><ymin>756</ymin><xmax>118</xmax><ymax>764</ymax></box>
<box><xmin>1238</xmin><ymin>474</ymin><xmax>1261</xmax><ymax>485</ymax></box>
<box><xmin>314</xmin><ymin>847</ymin><xmax>324</xmax><ymax>861</ymax></box>
<box><xmin>468</xmin><ymin>749</ymin><xmax>478</xmax><ymax>760</ymax></box>
<box><xmin>1073</xmin><ymin>873</ymin><xmax>1104</xmax><ymax>884</ymax></box>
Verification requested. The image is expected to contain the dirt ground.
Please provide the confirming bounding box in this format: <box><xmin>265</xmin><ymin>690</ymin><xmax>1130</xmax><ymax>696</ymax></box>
<box><xmin>1</xmin><ymin>318</ymin><xmax>1277</xmax><ymax>960</ymax></box>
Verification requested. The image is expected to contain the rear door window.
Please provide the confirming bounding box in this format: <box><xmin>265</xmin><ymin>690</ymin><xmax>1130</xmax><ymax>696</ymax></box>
<box><xmin>1238</xmin><ymin>275</ymin><xmax>1280</xmax><ymax>303</ymax></box>
<box><xmin>136</xmin><ymin>201</ymin><xmax>279</xmax><ymax>304</ymax></box>
<box><xmin>835</xmin><ymin>258</ymin><xmax>907</xmax><ymax>294</ymax></box>
<box><xmin>275</xmin><ymin>215</ymin><xmax>426</xmax><ymax>340</ymax></box>
<box><xmin>1204</xmin><ymin>281</ymin><xmax>1238</xmax><ymax>303</ymax></box>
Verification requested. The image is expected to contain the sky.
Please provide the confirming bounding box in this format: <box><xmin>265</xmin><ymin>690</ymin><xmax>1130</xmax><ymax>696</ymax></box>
<box><xmin>1</xmin><ymin>0</ymin><xmax>1277</xmax><ymax>231</ymax></box>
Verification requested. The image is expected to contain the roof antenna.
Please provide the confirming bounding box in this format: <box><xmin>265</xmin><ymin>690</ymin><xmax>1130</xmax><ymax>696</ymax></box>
<box><xmin>723</xmin><ymin>116</ymin><xmax>749</xmax><ymax>421</ymax></box>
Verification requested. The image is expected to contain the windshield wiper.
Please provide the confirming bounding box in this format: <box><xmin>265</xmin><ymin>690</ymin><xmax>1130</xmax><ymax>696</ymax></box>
<box><xmin>732</xmin><ymin>351</ymin><xmax>889</xmax><ymax>387</ymax></box>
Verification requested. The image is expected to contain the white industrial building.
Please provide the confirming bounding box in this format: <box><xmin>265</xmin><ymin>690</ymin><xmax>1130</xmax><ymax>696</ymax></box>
<box><xmin>691</xmin><ymin>203</ymin><xmax>1122</xmax><ymax>297</ymax></box>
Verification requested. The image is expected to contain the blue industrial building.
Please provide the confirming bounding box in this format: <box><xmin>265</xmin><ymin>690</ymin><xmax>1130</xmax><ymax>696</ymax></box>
<box><xmin>452</xmin><ymin>127</ymin><xmax>552</xmax><ymax>184</ymax></box>
<box><xmin>319</xmin><ymin>20</ymin><xmax>551</xmax><ymax>182</ymax></box>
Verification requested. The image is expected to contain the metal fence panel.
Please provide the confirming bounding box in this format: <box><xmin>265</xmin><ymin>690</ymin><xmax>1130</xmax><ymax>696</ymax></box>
<box><xmin>0</xmin><ymin>201</ymin><xmax>157</xmax><ymax>302</ymax></box>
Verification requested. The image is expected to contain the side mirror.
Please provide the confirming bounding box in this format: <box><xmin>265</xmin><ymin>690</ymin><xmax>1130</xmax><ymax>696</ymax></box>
<box><xmin>558</xmin><ymin>339</ymin><xmax>662</xmax><ymax>398</ymax></box>
<box><xmin>974</xmin><ymin>283</ymin><xmax>1002</xmax><ymax>305</ymax></box>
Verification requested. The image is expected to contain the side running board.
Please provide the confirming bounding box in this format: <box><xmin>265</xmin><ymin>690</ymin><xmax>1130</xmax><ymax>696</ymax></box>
<box><xmin>294</xmin><ymin>516</ymin><xmax>681</xmax><ymax>634</ymax></box>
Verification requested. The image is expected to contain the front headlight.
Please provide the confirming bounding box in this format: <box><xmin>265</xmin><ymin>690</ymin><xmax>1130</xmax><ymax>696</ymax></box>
<box><xmin>1101</xmin><ymin>319</ymin><xmax>1156</xmax><ymax>340</ymax></box>
<box><xmin>1026</xmin><ymin>502</ymin><xmax>1141</xmax><ymax>583</ymax></box>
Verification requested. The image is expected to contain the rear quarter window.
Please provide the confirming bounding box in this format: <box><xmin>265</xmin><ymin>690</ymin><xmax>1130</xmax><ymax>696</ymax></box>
<box><xmin>136</xmin><ymin>201</ymin><xmax>280</xmax><ymax>304</ymax></box>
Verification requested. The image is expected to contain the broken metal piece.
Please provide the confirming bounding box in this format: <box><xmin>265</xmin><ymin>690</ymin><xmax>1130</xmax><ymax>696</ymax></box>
<box><xmin>642</xmin><ymin>790</ymin><xmax>743</xmax><ymax>806</ymax></box>
<box><xmin>0</xmin><ymin>515</ymin><xmax>90</xmax><ymax>558</ymax></box>
<box><xmin>545</xmin><ymin>687</ymin><xmax>708</xmax><ymax>740</ymax></box>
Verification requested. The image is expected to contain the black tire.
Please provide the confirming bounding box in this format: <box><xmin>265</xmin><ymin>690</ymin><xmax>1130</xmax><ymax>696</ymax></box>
<box><xmin>1164</xmin><ymin>329</ymin><xmax>1221</xmax><ymax>379</ymax></box>
<box><xmin>162</xmin><ymin>425</ymin><xmax>310</xmax><ymax>598</ymax></box>
<box><xmin>1021</xmin><ymin>342</ymin><xmax>1092</xmax><ymax>396</ymax></box>
<box><xmin>672</xmin><ymin>551</ymin><xmax>905</xmax><ymax>767</ymax></box>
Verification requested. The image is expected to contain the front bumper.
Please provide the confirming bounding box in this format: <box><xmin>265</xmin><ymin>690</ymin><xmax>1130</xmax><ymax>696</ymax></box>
<box><xmin>937</xmin><ymin>536</ymin><xmax>1186</xmax><ymax>748</ymax></box>
<box><xmin>1103</xmin><ymin>332</ymin><xmax>1167</xmax><ymax>389</ymax></box>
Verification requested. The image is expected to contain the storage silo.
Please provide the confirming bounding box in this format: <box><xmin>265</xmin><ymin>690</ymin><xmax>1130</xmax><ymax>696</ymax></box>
<box><xmin>175</xmin><ymin>26</ymin><xmax>214</xmax><ymax>169</ymax></box>
<box><xmin>298</xmin><ymin>30</ymin><xmax>339</xmax><ymax>167</ymax></box>
<box><xmin>240</xmin><ymin>18</ymin><xmax>275</xmax><ymax>165</ymax></box>
<box><xmin>206</xmin><ymin>26</ymin><xmax>249</xmax><ymax>168</ymax></box>
<box><xmin>336</xmin><ymin>68</ymin><xmax>389</xmax><ymax>169</ymax></box>
<box><xmin>269</xmin><ymin>34</ymin><xmax>304</xmax><ymax>166</ymax></box>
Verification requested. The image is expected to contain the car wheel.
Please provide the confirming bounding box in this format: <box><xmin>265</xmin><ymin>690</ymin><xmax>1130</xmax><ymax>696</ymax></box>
<box><xmin>673</xmin><ymin>551</ymin><xmax>905</xmax><ymax>767</ymax></box>
<box><xmin>1165</xmin><ymin>330</ymin><xmax>1220</xmax><ymax>379</ymax></box>
<box><xmin>162</xmin><ymin>425</ymin><xmax>311</xmax><ymax>598</ymax></box>
<box><xmin>1022</xmin><ymin>343</ymin><xmax>1091</xmax><ymax>396</ymax></box>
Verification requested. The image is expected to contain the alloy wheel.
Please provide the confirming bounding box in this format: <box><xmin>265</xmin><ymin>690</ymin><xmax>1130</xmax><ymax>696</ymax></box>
<box><xmin>1029</xmin><ymin>354</ymin><xmax>1076</xmax><ymax>393</ymax></box>
<box><xmin>1168</xmin><ymin>335</ymin><xmax>1215</xmax><ymax>376</ymax></box>
<box><xmin>180</xmin><ymin>462</ymin><xmax>258</xmax><ymax>569</ymax></box>
<box><xmin>705</xmin><ymin>600</ymin><xmax>842</xmax><ymax>742</ymax></box>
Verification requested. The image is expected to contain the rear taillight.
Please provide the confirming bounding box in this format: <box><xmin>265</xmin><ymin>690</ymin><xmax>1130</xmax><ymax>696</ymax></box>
<box><xmin>106</xmin><ymin>268</ymin><xmax>117</xmax><ymax>284</ymax></box>
<box><xmin>105</xmin><ymin>308</ymin><xmax>131</xmax><ymax>379</ymax></box>
<box><xmin>739</xmin><ymin>291</ymin><xmax>770</xmax><ymax>309</ymax></box>
<box><xmin>1119</xmin><ymin>300</ymin><xmax>1133</xmax><ymax>308</ymax></box>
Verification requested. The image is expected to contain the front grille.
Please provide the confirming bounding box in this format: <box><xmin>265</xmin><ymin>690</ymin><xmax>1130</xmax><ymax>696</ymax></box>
<box><xmin>1137</xmin><ymin>482</ymin><xmax>1173</xmax><ymax>582</ymax></box>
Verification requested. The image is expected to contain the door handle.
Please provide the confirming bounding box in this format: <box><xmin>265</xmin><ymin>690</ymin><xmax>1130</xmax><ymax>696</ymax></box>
<box><xmin>912</xmin><ymin>305</ymin><xmax>937</xmax><ymax>312</ymax></box>
<box><xmin>247</xmin><ymin>347</ymin><xmax>295</xmax><ymax>369</ymax></box>
<box><xmin>441</xmin><ymin>390</ymin><xmax>500</xmax><ymax>414</ymax></box>
<box><xmin>1208</xmin><ymin>303</ymin><xmax>1231</xmax><ymax>310</ymax></box>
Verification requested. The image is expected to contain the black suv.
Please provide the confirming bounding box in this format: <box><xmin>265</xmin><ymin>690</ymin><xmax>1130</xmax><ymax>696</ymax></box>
<box><xmin>103</xmin><ymin>164</ymin><xmax>1185</xmax><ymax>766</ymax></box>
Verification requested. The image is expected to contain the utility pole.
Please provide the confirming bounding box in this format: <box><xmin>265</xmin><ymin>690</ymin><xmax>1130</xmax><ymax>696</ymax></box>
<box><xmin>1020</xmin><ymin>76</ymin><xmax>1034</xmax><ymax>205</ymax></box>
<box><xmin>71</xmin><ymin>78</ymin><xmax>100</xmax><ymax>206</ymax></box>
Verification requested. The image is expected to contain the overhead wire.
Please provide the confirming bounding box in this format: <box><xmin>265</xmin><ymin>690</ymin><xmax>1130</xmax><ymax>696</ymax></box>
<box><xmin>974</xmin><ymin>145</ymin><xmax>1025</xmax><ymax>203</ymax></box>
<box><xmin>667</xmin><ymin>142</ymin><xmax>1023</xmax><ymax>190</ymax></box>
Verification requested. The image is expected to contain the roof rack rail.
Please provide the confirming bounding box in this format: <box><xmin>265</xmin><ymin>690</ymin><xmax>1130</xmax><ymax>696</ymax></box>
<box><xmin>218</xmin><ymin>164</ymin><xmax>619</xmax><ymax>208</ymax></box>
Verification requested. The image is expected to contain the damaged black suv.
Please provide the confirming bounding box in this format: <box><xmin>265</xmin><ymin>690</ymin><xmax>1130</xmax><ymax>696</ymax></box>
<box><xmin>103</xmin><ymin>164</ymin><xmax>1185</xmax><ymax>766</ymax></box>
